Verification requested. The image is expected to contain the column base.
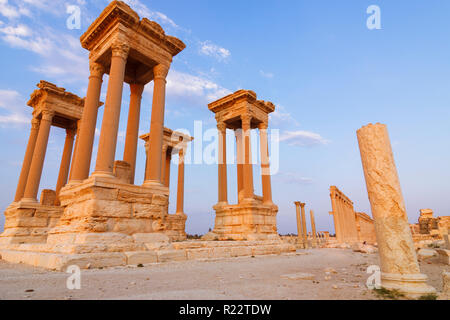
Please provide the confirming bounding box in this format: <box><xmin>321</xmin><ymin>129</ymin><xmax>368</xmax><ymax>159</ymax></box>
<box><xmin>20</xmin><ymin>198</ymin><xmax>38</xmax><ymax>204</ymax></box>
<box><xmin>91</xmin><ymin>171</ymin><xmax>115</xmax><ymax>178</ymax></box>
<box><xmin>143</xmin><ymin>180</ymin><xmax>164</xmax><ymax>188</ymax></box>
<box><xmin>381</xmin><ymin>272</ymin><xmax>436</xmax><ymax>298</ymax></box>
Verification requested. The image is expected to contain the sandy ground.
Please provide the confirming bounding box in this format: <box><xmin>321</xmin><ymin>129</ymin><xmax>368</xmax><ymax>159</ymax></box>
<box><xmin>0</xmin><ymin>248</ymin><xmax>448</xmax><ymax>300</ymax></box>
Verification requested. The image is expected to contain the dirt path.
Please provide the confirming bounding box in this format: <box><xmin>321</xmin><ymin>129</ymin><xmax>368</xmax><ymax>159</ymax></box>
<box><xmin>0</xmin><ymin>248</ymin><xmax>447</xmax><ymax>300</ymax></box>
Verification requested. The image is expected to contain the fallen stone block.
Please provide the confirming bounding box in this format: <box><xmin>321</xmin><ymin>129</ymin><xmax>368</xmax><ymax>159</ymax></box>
<box><xmin>157</xmin><ymin>249</ymin><xmax>186</xmax><ymax>263</ymax></box>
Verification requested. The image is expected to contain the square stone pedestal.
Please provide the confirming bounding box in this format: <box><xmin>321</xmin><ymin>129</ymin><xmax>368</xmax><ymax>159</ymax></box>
<box><xmin>204</xmin><ymin>201</ymin><xmax>279</xmax><ymax>241</ymax></box>
<box><xmin>0</xmin><ymin>201</ymin><xmax>63</xmax><ymax>245</ymax></box>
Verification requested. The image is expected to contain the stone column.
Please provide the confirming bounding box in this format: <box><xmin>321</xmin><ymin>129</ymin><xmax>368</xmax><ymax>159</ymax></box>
<box><xmin>235</xmin><ymin>129</ymin><xmax>244</xmax><ymax>203</ymax></box>
<box><xmin>164</xmin><ymin>148</ymin><xmax>172</xmax><ymax>188</ymax></box>
<box><xmin>68</xmin><ymin>120</ymin><xmax>81</xmax><ymax>181</ymax></box>
<box><xmin>123</xmin><ymin>83</ymin><xmax>144</xmax><ymax>184</ymax></box>
<box><xmin>54</xmin><ymin>127</ymin><xmax>76</xmax><ymax>205</ymax></box>
<box><xmin>294</xmin><ymin>202</ymin><xmax>304</xmax><ymax>245</ymax></box>
<box><xmin>300</xmin><ymin>202</ymin><xmax>308</xmax><ymax>248</ymax></box>
<box><xmin>14</xmin><ymin>118</ymin><xmax>40</xmax><ymax>202</ymax></box>
<box><xmin>145</xmin><ymin>64</ymin><xmax>169</xmax><ymax>185</ymax></box>
<box><xmin>176</xmin><ymin>148</ymin><xmax>185</xmax><ymax>215</ymax></box>
<box><xmin>310</xmin><ymin>210</ymin><xmax>318</xmax><ymax>247</ymax></box>
<box><xmin>357</xmin><ymin>123</ymin><xmax>436</xmax><ymax>297</ymax></box>
<box><xmin>241</xmin><ymin>115</ymin><xmax>254</xmax><ymax>200</ymax></box>
<box><xmin>217</xmin><ymin>122</ymin><xmax>228</xmax><ymax>205</ymax></box>
<box><xmin>22</xmin><ymin>110</ymin><xmax>54</xmax><ymax>202</ymax></box>
<box><xmin>258</xmin><ymin>122</ymin><xmax>273</xmax><ymax>204</ymax></box>
<box><xmin>330</xmin><ymin>192</ymin><xmax>343</xmax><ymax>243</ymax></box>
<box><xmin>160</xmin><ymin>145</ymin><xmax>168</xmax><ymax>186</ymax></box>
<box><xmin>94</xmin><ymin>42</ymin><xmax>129</xmax><ymax>177</ymax></box>
<box><xmin>70</xmin><ymin>61</ymin><xmax>104</xmax><ymax>182</ymax></box>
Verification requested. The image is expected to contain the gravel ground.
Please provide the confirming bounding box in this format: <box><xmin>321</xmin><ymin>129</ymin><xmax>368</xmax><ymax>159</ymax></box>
<box><xmin>0</xmin><ymin>248</ymin><xmax>447</xmax><ymax>300</ymax></box>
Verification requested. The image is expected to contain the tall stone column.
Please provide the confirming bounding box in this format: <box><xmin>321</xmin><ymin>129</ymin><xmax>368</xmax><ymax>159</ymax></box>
<box><xmin>294</xmin><ymin>202</ymin><xmax>304</xmax><ymax>246</ymax></box>
<box><xmin>217</xmin><ymin>122</ymin><xmax>228</xmax><ymax>205</ymax></box>
<box><xmin>164</xmin><ymin>148</ymin><xmax>172</xmax><ymax>188</ymax></box>
<box><xmin>160</xmin><ymin>145</ymin><xmax>168</xmax><ymax>186</ymax></box>
<box><xmin>14</xmin><ymin>118</ymin><xmax>40</xmax><ymax>202</ymax></box>
<box><xmin>241</xmin><ymin>115</ymin><xmax>254</xmax><ymax>200</ymax></box>
<box><xmin>235</xmin><ymin>129</ymin><xmax>244</xmax><ymax>203</ymax></box>
<box><xmin>310</xmin><ymin>210</ymin><xmax>318</xmax><ymax>247</ymax></box>
<box><xmin>22</xmin><ymin>110</ymin><xmax>54</xmax><ymax>202</ymax></box>
<box><xmin>145</xmin><ymin>64</ymin><xmax>169</xmax><ymax>185</ymax></box>
<box><xmin>123</xmin><ymin>83</ymin><xmax>144</xmax><ymax>184</ymax></box>
<box><xmin>357</xmin><ymin>123</ymin><xmax>436</xmax><ymax>297</ymax></box>
<box><xmin>70</xmin><ymin>61</ymin><xmax>104</xmax><ymax>182</ymax></box>
<box><xmin>68</xmin><ymin>120</ymin><xmax>81</xmax><ymax>181</ymax></box>
<box><xmin>54</xmin><ymin>127</ymin><xmax>76</xmax><ymax>205</ymax></box>
<box><xmin>300</xmin><ymin>202</ymin><xmax>308</xmax><ymax>248</ymax></box>
<box><xmin>330</xmin><ymin>192</ymin><xmax>343</xmax><ymax>242</ymax></box>
<box><xmin>258</xmin><ymin>122</ymin><xmax>273</xmax><ymax>204</ymax></box>
<box><xmin>176</xmin><ymin>148</ymin><xmax>185</xmax><ymax>215</ymax></box>
<box><xmin>94</xmin><ymin>42</ymin><xmax>129</xmax><ymax>177</ymax></box>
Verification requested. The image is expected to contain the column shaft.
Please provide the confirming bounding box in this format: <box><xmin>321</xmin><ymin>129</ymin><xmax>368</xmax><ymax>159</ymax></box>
<box><xmin>70</xmin><ymin>62</ymin><xmax>104</xmax><ymax>182</ymax></box>
<box><xmin>176</xmin><ymin>149</ymin><xmax>185</xmax><ymax>214</ymax></box>
<box><xmin>295</xmin><ymin>202</ymin><xmax>303</xmax><ymax>239</ymax></box>
<box><xmin>241</xmin><ymin>116</ymin><xmax>254</xmax><ymax>200</ymax></box>
<box><xmin>23</xmin><ymin>111</ymin><xmax>54</xmax><ymax>201</ymax></box>
<box><xmin>14</xmin><ymin>118</ymin><xmax>40</xmax><ymax>201</ymax></box>
<box><xmin>123</xmin><ymin>83</ymin><xmax>144</xmax><ymax>184</ymax></box>
<box><xmin>259</xmin><ymin>123</ymin><xmax>272</xmax><ymax>204</ymax></box>
<box><xmin>235</xmin><ymin>130</ymin><xmax>244</xmax><ymax>203</ymax></box>
<box><xmin>145</xmin><ymin>64</ymin><xmax>169</xmax><ymax>184</ymax></box>
<box><xmin>54</xmin><ymin>128</ymin><xmax>76</xmax><ymax>204</ymax></box>
<box><xmin>357</xmin><ymin>123</ymin><xmax>435</xmax><ymax>297</ymax></box>
<box><xmin>94</xmin><ymin>43</ymin><xmax>129</xmax><ymax>176</ymax></box>
<box><xmin>164</xmin><ymin>151</ymin><xmax>172</xmax><ymax>188</ymax></box>
<box><xmin>300</xmin><ymin>203</ymin><xmax>308</xmax><ymax>247</ymax></box>
<box><xmin>160</xmin><ymin>145</ymin><xmax>168</xmax><ymax>186</ymax></box>
<box><xmin>217</xmin><ymin>122</ymin><xmax>228</xmax><ymax>204</ymax></box>
<box><xmin>310</xmin><ymin>210</ymin><xmax>318</xmax><ymax>247</ymax></box>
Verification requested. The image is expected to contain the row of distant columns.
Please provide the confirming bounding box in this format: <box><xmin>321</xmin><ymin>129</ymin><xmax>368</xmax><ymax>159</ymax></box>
<box><xmin>294</xmin><ymin>202</ymin><xmax>318</xmax><ymax>248</ymax></box>
<box><xmin>217</xmin><ymin>117</ymin><xmax>273</xmax><ymax>205</ymax></box>
<box><xmin>70</xmin><ymin>41</ymin><xmax>170</xmax><ymax>189</ymax></box>
<box><xmin>15</xmin><ymin>110</ymin><xmax>77</xmax><ymax>204</ymax></box>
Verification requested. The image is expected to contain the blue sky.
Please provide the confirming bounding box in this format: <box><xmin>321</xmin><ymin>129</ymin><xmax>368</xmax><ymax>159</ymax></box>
<box><xmin>0</xmin><ymin>0</ymin><xmax>449</xmax><ymax>235</ymax></box>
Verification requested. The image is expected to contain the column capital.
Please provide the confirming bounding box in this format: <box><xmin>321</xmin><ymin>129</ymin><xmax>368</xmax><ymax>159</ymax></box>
<box><xmin>241</xmin><ymin>114</ymin><xmax>252</xmax><ymax>130</ymax></box>
<box><xmin>153</xmin><ymin>64</ymin><xmax>170</xmax><ymax>81</ymax></box>
<box><xmin>299</xmin><ymin>202</ymin><xmax>306</xmax><ymax>209</ymax></box>
<box><xmin>89</xmin><ymin>61</ymin><xmax>105</xmax><ymax>79</ymax></box>
<box><xmin>41</xmin><ymin>109</ymin><xmax>55</xmax><ymax>121</ymax></box>
<box><xmin>162</xmin><ymin>143</ymin><xmax>168</xmax><ymax>153</ymax></box>
<box><xmin>130</xmin><ymin>83</ymin><xmax>145</xmax><ymax>97</ymax></box>
<box><xmin>111</xmin><ymin>41</ymin><xmax>130</xmax><ymax>60</ymax></box>
<box><xmin>65</xmin><ymin>127</ymin><xmax>76</xmax><ymax>138</ymax></box>
<box><xmin>31</xmin><ymin>117</ymin><xmax>40</xmax><ymax>129</ymax></box>
<box><xmin>217</xmin><ymin>121</ymin><xmax>227</xmax><ymax>132</ymax></box>
<box><xmin>258</xmin><ymin>122</ymin><xmax>268</xmax><ymax>130</ymax></box>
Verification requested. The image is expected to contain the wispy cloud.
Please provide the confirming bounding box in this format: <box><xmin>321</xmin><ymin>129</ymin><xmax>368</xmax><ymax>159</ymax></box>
<box><xmin>199</xmin><ymin>41</ymin><xmax>231</xmax><ymax>61</ymax></box>
<box><xmin>280</xmin><ymin>130</ymin><xmax>330</xmax><ymax>147</ymax></box>
<box><xmin>270</xmin><ymin>104</ymin><xmax>300</xmax><ymax>127</ymax></box>
<box><xmin>275</xmin><ymin>171</ymin><xmax>314</xmax><ymax>185</ymax></box>
<box><xmin>0</xmin><ymin>89</ymin><xmax>30</xmax><ymax>125</ymax></box>
<box><xmin>260</xmin><ymin>70</ymin><xmax>274</xmax><ymax>79</ymax></box>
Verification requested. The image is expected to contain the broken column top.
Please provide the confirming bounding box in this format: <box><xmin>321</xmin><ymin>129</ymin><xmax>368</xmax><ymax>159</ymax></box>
<box><xmin>208</xmin><ymin>90</ymin><xmax>276</xmax><ymax>129</ymax></box>
<box><xmin>80</xmin><ymin>0</ymin><xmax>185</xmax><ymax>85</ymax></box>
<box><xmin>419</xmin><ymin>209</ymin><xmax>434</xmax><ymax>218</ymax></box>
<box><xmin>27</xmin><ymin>80</ymin><xmax>85</xmax><ymax>128</ymax></box>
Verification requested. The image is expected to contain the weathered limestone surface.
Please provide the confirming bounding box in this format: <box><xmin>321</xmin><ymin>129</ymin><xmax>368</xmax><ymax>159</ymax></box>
<box><xmin>357</xmin><ymin>123</ymin><xmax>435</xmax><ymax>297</ymax></box>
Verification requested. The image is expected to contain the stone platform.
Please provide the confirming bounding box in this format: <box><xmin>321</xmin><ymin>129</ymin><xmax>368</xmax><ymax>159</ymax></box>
<box><xmin>0</xmin><ymin>235</ymin><xmax>295</xmax><ymax>271</ymax></box>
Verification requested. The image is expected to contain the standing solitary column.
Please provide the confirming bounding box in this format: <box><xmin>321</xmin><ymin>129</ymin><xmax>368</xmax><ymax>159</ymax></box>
<box><xmin>145</xmin><ymin>64</ymin><xmax>170</xmax><ymax>185</ymax></box>
<box><xmin>176</xmin><ymin>148</ymin><xmax>185</xmax><ymax>214</ymax></box>
<box><xmin>300</xmin><ymin>202</ymin><xmax>308</xmax><ymax>248</ymax></box>
<box><xmin>54</xmin><ymin>127</ymin><xmax>76</xmax><ymax>205</ymax></box>
<box><xmin>258</xmin><ymin>122</ymin><xmax>272</xmax><ymax>204</ymax></box>
<box><xmin>123</xmin><ymin>83</ymin><xmax>144</xmax><ymax>184</ymax></box>
<box><xmin>217</xmin><ymin>122</ymin><xmax>228</xmax><ymax>205</ymax></box>
<box><xmin>14</xmin><ymin>118</ymin><xmax>40</xmax><ymax>201</ymax></box>
<box><xmin>310</xmin><ymin>210</ymin><xmax>318</xmax><ymax>247</ymax></box>
<box><xmin>22</xmin><ymin>110</ymin><xmax>54</xmax><ymax>202</ymax></box>
<box><xmin>294</xmin><ymin>202</ymin><xmax>304</xmax><ymax>246</ymax></box>
<box><xmin>357</xmin><ymin>123</ymin><xmax>435</xmax><ymax>297</ymax></box>
<box><xmin>241</xmin><ymin>115</ymin><xmax>254</xmax><ymax>200</ymax></box>
<box><xmin>70</xmin><ymin>61</ymin><xmax>104</xmax><ymax>182</ymax></box>
<box><xmin>94</xmin><ymin>42</ymin><xmax>129</xmax><ymax>177</ymax></box>
<box><xmin>235</xmin><ymin>129</ymin><xmax>244</xmax><ymax>203</ymax></box>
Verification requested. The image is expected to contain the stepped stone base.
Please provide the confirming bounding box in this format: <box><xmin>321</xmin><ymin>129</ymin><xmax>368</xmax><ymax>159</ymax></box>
<box><xmin>207</xmin><ymin>201</ymin><xmax>278</xmax><ymax>241</ymax></box>
<box><xmin>0</xmin><ymin>236</ymin><xmax>296</xmax><ymax>271</ymax></box>
<box><xmin>0</xmin><ymin>201</ymin><xmax>63</xmax><ymax>245</ymax></box>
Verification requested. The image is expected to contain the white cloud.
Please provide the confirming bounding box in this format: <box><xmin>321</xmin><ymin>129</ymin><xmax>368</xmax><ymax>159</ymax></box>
<box><xmin>280</xmin><ymin>130</ymin><xmax>330</xmax><ymax>147</ymax></box>
<box><xmin>0</xmin><ymin>0</ymin><xmax>20</xmax><ymax>19</ymax></box>
<box><xmin>0</xmin><ymin>89</ymin><xmax>30</xmax><ymax>125</ymax></box>
<box><xmin>157</xmin><ymin>70</ymin><xmax>231</xmax><ymax>103</ymax></box>
<box><xmin>260</xmin><ymin>70</ymin><xmax>274</xmax><ymax>79</ymax></box>
<box><xmin>269</xmin><ymin>104</ymin><xmax>299</xmax><ymax>127</ymax></box>
<box><xmin>199</xmin><ymin>41</ymin><xmax>231</xmax><ymax>61</ymax></box>
<box><xmin>0</xmin><ymin>23</ymin><xmax>30</xmax><ymax>36</ymax></box>
<box><xmin>275</xmin><ymin>171</ymin><xmax>314</xmax><ymax>185</ymax></box>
